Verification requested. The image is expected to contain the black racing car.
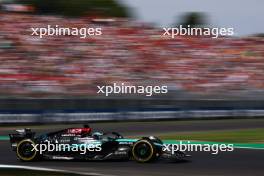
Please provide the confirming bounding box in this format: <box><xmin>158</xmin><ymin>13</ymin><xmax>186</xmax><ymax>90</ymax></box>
<box><xmin>9</xmin><ymin>125</ymin><xmax>189</xmax><ymax>163</ymax></box>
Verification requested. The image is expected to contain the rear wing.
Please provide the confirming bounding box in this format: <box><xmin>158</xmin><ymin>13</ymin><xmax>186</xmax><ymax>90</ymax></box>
<box><xmin>9</xmin><ymin>128</ymin><xmax>35</xmax><ymax>150</ymax></box>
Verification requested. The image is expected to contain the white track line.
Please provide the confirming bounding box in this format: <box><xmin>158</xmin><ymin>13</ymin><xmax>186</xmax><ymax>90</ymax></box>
<box><xmin>0</xmin><ymin>164</ymin><xmax>116</xmax><ymax>176</ymax></box>
<box><xmin>234</xmin><ymin>146</ymin><xmax>264</xmax><ymax>150</ymax></box>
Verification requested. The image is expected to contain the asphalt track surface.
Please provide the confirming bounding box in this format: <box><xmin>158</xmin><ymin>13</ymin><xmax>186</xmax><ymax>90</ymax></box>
<box><xmin>1</xmin><ymin>119</ymin><xmax>264</xmax><ymax>176</ymax></box>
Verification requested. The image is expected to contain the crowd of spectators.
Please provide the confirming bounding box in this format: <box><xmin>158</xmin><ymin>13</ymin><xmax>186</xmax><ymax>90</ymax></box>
<box><xmin>0</xmin><ymin>12</ymin><xmax>263</xmax><ymax>97</ymax></box>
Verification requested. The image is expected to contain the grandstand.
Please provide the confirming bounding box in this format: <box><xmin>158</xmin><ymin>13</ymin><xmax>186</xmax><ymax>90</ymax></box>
<box><xmin>0</xmin><ymin>11</ymin><xmax>263</xmax><ymax>98</ymax></box>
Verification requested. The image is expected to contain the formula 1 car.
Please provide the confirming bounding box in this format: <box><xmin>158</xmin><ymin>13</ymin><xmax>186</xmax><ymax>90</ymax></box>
<box><xmin>9</xmin><ymin>125</ymin><xmax>189</xmax><ymax>163</ymax></box>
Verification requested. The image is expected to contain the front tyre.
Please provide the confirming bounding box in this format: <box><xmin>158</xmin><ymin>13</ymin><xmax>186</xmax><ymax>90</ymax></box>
<box><xmin>132</xmin><ymin>139</ymin><xmax>157</xmax><ymax>163</ymax></box>
<box><xmin>16</xmin><ymin>139</ymin><xmax>37</xmax><ymax>161</ymax></box>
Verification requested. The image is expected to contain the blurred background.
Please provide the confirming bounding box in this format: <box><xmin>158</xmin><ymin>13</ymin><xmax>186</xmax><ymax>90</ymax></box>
<box><xmin>0</xmin><ymin>0</ymin><xmax>264</xmax><ymax>123</ymax></box>
<box><xmin>0</xmin><ymin>2</ymin><xmax>263</xmax><ymax>175</ymax></box>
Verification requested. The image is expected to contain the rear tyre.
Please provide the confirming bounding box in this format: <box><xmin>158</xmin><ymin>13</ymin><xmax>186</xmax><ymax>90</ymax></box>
<box><xmin>16</xmin><ymin>139</ymin><xmax>37</xmax><ymax>161</ymax></box>
<box><xmin>132</xmin><ymin>139</ymin><xmax>157</xmax><ymax>163</ymax></box>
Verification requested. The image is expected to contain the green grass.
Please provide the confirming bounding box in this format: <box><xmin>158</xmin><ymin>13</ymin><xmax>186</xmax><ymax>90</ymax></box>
<box><xmin>158</xmin><ymin>128</ymin><xmax>264</xmax><ymax>143</ymax></box>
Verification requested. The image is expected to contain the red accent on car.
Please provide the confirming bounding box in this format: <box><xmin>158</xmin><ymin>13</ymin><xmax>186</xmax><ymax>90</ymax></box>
<box><xmin>67</xmin><ymin>128</ymin><xmax>91</xmax><ymax>135</ymax></box>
